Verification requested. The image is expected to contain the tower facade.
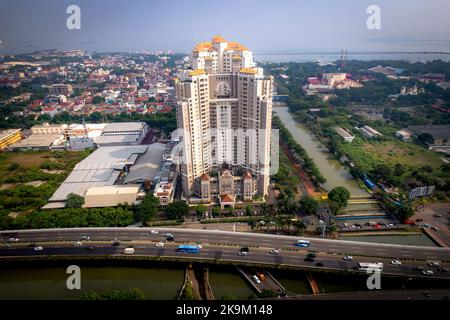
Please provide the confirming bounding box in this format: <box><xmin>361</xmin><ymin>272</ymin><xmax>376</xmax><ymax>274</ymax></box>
<box><xmin>175</xmin><ymin>36</ymin><xmax>273</xmax><ymax>203</ymax></box>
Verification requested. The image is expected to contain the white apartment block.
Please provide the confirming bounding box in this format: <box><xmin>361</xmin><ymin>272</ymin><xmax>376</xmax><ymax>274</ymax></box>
<box><xmin>175</xmin><ymin>37</ymin><xmax>273</xmax><ymax>204</ymax></box>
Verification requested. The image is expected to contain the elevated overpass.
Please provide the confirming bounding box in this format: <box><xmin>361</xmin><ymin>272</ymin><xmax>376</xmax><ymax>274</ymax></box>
<box><xmin>0</xmin><ymin>227</ymin><xmax>449</xmax><ymax>280</ymax></box>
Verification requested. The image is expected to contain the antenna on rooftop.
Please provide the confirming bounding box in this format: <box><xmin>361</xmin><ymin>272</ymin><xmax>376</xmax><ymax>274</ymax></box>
<box><xmin>82</xmin><ymin>117</ymin><xmax>88</xmax><ymax>140</ymax></box>
<box><xmin>340</xmin><ymin>49</ymin><xmax>348</xmax><ymax>71</ymax></box>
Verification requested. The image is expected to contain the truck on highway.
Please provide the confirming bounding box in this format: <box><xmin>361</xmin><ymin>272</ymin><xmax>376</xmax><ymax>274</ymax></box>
<box><xmin>357</xmin><ymin>262</ymin><xmax>383</xmax><ymax>271</ymax></box>
<box><xmin>123</xmin><ymin>247</ymin><xmax>135</xmax><ymax>254</ymax></box>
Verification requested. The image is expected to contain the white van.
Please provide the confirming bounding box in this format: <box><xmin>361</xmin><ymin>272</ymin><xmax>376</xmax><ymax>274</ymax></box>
<box><xmin>123</xmin><ymin>247</ymin><xmax>135</xmax><ymax>254</ymax></box>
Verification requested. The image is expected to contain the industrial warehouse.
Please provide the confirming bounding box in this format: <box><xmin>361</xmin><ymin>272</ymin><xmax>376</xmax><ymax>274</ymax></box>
<box><xmin>43</xmin><ymin>141</ymin><xmax>177</xmax><ymax>209</ymax></box>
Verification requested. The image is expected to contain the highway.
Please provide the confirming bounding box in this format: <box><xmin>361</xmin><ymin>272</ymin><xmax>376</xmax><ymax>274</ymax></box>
<box><xmin>0</xmin><ymin>227</ymin><xmax>449</xmax><ymax>280</ymax></box>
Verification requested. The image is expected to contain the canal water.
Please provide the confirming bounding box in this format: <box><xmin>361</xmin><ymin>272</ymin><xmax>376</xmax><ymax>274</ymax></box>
<box><xmin>0</xmin><ymin>263</ymin><xmax>185</xmax><ymax>300</ymax></box>
<box><xmin>208</xmin><ymin>265</ymin><xmax>256</xmax><ymax>299</ymax></box>
<box><xmin>274</xmin><ymin>105</ymin><xmax>367</xmax><ymax>196</ymax></box>
<box><xmin>0</xmin><ymin>261</ymin><xmax>445</xmax><ymax>299</ymax></box>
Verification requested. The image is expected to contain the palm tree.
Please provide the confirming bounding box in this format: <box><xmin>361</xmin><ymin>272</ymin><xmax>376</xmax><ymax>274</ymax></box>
<box><xmin>260</xmin><ymin>203</ymin><xmax>269</xmax><ymax>217</ymax></box>
<box><xmin>274</xmin><ymin>216</ymin><xmax>283</xmax><ymax>233</ymax></box>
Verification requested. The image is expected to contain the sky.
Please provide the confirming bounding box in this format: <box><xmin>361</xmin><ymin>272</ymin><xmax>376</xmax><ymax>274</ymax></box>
<box><xmin>0</xmin><ymin>0</ymin><xmax>449</xmax><ymax>54</ymax></box>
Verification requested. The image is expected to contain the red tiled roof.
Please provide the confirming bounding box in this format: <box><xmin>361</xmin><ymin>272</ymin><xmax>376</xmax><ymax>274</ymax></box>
<box><xmin>220</xmin><ymin>194</ymin><xmax>235</xmax><ymax>203</ymax></box>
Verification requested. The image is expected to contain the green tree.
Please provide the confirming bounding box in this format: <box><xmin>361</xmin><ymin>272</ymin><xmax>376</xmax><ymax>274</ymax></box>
<box><xmin>293</xmin><ymin>219</ymin><xmax>307</xmax><ymax>235</ymax></box>
<box><xmin>80</xmin><ymin>288</ymin><xmax>145</xmax><ymax>300</ymax></box>
<box><xmin>65</xmin><ymin>193</ymin><xmax>85</xmax><ymax>209</ymax></box>
<box><xmin>298</xmin><ymin>195</ymin><xmax>319</xmax><ymax>216</ymax></box>
<box><xmin>328</xmin><ymin>187</ymin><xmax>350</xmax><ymax>214</ymax></box>
<box><xmin>165</xmin><ymin>201</ymin><xmax>189</xmax><ymax>220</ymax></box>
<box><xmin>417</xmin><ymin>132</ymin><xmax>435</xmax><ymax>145</ymax></box>
<box><xmin>134</xmin><ymin>193</ymin><xmax>160</xmax><ymax>223</ymax></box>
<box><xmin>8</xmin><ymin>162</ymin><xmax>21</xmax><ymax>171</ymax></box>
<box><xmin>180</xmin><ymin>282</ymin><xmax>197</xmax><ymax>300</ymax></box>
<box><xmin>195</xmin><ymin>204</ymin><xmax>207</xmax><ymax>218</ymax></box>
<box><xmin>259</xmin><ymin>289</ymin><xmax>278</xmax><ymax>298</ymax></box>
<box><xmin>245</xmin><ymin>204</ymin><xmax>254</xmax><ymax>216</ymax></box>
<box><xmin>220</xmin><ymin>294</ymin><xmax>237</xmax><ymax>300</ymax></box>
<box><xmin>211</xmin><ymin>206</ymin><xmax>221</xmax><ymax>218</ymax></box>
<box><xmin>92</xmin><ymin>96</ymin><xmax>105</xmax><ymax>104</ymax></box>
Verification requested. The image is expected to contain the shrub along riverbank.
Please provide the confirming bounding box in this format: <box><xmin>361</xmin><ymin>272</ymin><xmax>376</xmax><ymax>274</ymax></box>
<box><xmin>272</xmin><ymin>115</ymin><xmax>326</xmax><ymax>185</ymax></box>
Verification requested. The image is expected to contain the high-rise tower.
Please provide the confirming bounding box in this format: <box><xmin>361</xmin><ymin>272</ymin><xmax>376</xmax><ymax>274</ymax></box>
<box><xmin>175</xmin><ymin>36</ymin><xmax>273</xmax><ymax>203</ymax></box>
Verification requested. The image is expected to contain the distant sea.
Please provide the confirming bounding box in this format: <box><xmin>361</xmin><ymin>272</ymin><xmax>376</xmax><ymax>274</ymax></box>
<box><xmin>253</xmin><ymin>52</ymin><xmax>450</xmax><ymax>63</ymax></box>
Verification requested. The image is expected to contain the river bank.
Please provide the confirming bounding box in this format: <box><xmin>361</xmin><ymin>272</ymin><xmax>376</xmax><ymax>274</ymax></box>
<box><xmin>273</xmin><ymin>105</ymin><xmax>367</xmax><ymax>196</ymax></box>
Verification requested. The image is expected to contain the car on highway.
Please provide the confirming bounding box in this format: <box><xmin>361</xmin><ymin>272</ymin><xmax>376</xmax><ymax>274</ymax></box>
<box><xmin>315</xmin><ymin>262</ymin><xmax>324</xmax><ymax>267</ymax></box>
<box><xmin>33</xmin><ymin>246</ymin><xmax>43</xmax><ymax>251</ymax></box>
<box><xmin>423</xmin><ymin>291</ymin><xmax>431</xmax><ymax>298</ymax></box>
<box><xmin>422</xmin><ymin>270</ymin><xmax>434</xmax><ymax>276</ymax></box>
<box><xmin>8</xmin><ymin>237</ymin><xmax>19</xmax><ymax>243</ymax></box>
<box><xmin>343</xmin><ymin>255</ymin><xmax>353</xmax><ymax>261</ymax></box>
<box><xmin>87</xmin><ymin>246</ymin><xmax>95</xmax><ymax>250</ymax></box>
<box><xmin>433</xmin><ymin>213</ymin><xmax>442</xmax><ymax>218</ymax></box>
<box><xmin>155</xmin><ymin>242</ymin><xmax>164</xmax><ymax>247</ymax></box>
<box><xmin>270</xmin><ymin>249</ymin><xmax>280</xmax><ymax>254</ymax></box>
<box><xmin>307</xmin><ymin>253</ymin><xmax>317</xmax><ymax>258</ymax></box>
<box><xmin>304</xmin><ymin>257</ymin><xmax>314</xmax><ymax>262</ymax></box>
<box><xmin>390</xmin><ymin>260</ymin><xmax>402</xmax><ymax>266</ymax></box>
<box><xmin>252</xmin><ymin>275</ymin><xmax>261</xmax><ymax>284</ymax></box>
<box><xmin>238</xmin><ymin>251</ymin><xmax>248</xmax><ymax>256</ymax></box>
<box><xmin>437</xmin><ymin>267</ymin><xmax>449</xmax><ymax>272</ymax></box>
<box><xmin>81</xmin><ymin>235</ymin><xmax>90</xmax><ymax>240</ymax></box>
<box><xmin>150</xmin><ymin>230</ymin><xmax>158</xmax><ymax>234</ymax></box>
<box><xmin>412</xmin><ymin>266</ymin><xmax>424</xmax><ymax>271</ymax></box>
<box><xmin>240</xmin><ymin>246</ymin><xmax>249</xmax><ymax>252</ymax></box>
<box><xmin>73</xmin><ymin>241</ymin><xmax>83</xmax><ymax>247</ymax></box>
<box><xmin>431</xmin><ymin>226</ymin><xmax>439</xmax><ymax>232</ymax></box>
<box><xmin>112</xmin><ymin>240</ymin><xmax>121</xmax><ymax>246</ymax></box>
<box><xmin>123</xmin><ymin>247</ymin><xmax>135</xmax><ymax>254</ymax></box>
<box><xmin>164</xmin><ymin>233</ymin><xmax>175</xmax><ymax>241</ymax></box>
<box><xmin>428</xmin><ymin>261</ymin><xmax>440</xmax><ymax>267</ymax></box>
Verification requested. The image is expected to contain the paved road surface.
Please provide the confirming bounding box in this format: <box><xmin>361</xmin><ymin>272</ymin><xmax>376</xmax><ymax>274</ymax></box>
<box><xmin>1</xmin><ymin>228</ymin><xmax>449</xmax><ymax>280</ymax></box>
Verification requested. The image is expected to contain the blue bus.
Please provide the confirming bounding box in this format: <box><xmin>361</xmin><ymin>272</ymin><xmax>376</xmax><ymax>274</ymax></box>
<box><xmin>177</xmin><ymin>245</ymin><xmax>200</xmax><ymax>253</ymax></box>
<box><xmin>296</xmin><ymin>240</ymin><xmax>310</xmax><ymax>247</ymax></box>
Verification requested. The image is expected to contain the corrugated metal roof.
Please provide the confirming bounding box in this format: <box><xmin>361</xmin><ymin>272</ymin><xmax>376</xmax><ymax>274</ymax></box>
<box><xmin>47</xmin><ymin>145</ymin><xmax>149</xmax><ymax>203</ymax></box>
<box><xmin>124</xmin><ymin>143</ymin><xmax>166</xmax><ymax>184</ymax></box>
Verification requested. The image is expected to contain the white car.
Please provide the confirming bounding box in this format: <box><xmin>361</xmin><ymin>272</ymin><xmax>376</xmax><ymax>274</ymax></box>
<box><xmin>270</xmin><ymin>249</ymin><xmax>280</xmax><ymax>254</ymax></box>
<box><xmin>238</xmin><ymin>251</ymin><xmax>248</xmax><ymax>256</ymax></box>
<box><xmin>74</xmin><ymin>241</ymin><xmax>83</xmax><ymax>247</ymax></box>
<box><xmin>428</xmin><ymin>261</ymin><xmax>440</xmax><ymax>267</ymax></box>
<box><xmin>252</xmin><ymin>275</ymin><xmax>261</xmax><ymax>284</ymax></box>
<box><xmin>34</xmin><ymin>246</ymin><xmax>44</xmax><ymax>251</ymax></box>
<box><xmin>155</xmin><ymin>242</ymin><xmax>164</xmax><ymax>247</ymax></box>
<box><xmin>391</xmin><ymin>260</ymin><xmax>402</xmax><ymax>266</ymax></box>
<box><xmin>81</xmin><ymin>235</ymin><xmax>90</xmax><ymax>240</ymax></box>
<box><xmin>150</xmin><ymin>230</ymin><xmax>158</xmax><ymax>234</ymax></box>
<box><xmin>343</xmin><ymin>255</ymin><xmax>353</xmax><ymax>261</ymax></box>
<box><xmin>8</xmin><ymin>237</ymin><xmax>19</xmax><ymax>243</ymax></box>
<box><xmin>422</xmin><ymin>270</ymin><xmax>434</xmax><ymax>276</ymax></box>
